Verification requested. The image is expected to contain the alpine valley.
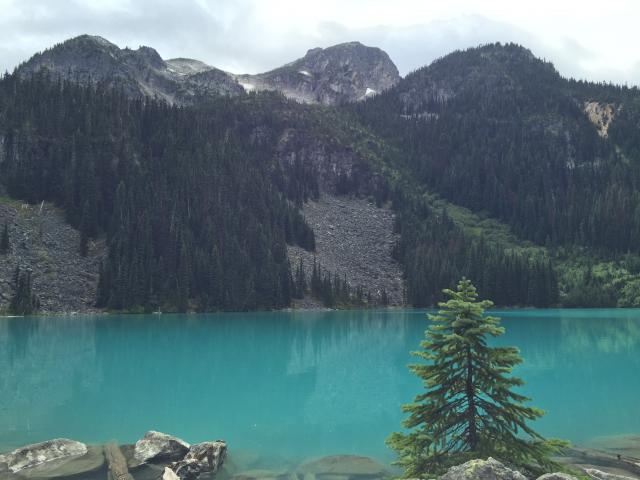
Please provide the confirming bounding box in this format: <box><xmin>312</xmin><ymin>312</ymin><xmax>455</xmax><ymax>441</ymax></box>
<box><xmin>2</xmin><ymin>35</ymin><xmax>640</xmax><ymax>313</ymax></box>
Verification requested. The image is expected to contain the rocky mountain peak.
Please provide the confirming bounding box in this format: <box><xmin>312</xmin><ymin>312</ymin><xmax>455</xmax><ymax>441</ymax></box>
<box><xmin>236</xmin><ymin>41</ymin><xmax>400</xmax><ymax>105</ymax></box>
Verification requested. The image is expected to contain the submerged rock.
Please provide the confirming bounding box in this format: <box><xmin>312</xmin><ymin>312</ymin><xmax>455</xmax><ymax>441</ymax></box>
<box><xmin>586</xmin><ymin>469</ymin><xmax>638</xmax><ymax>480</ymax></box>
<box><xmin>134</xmin><ymin>431</ymin><xmax>191</xmax><ymax>463</ymax></box>
<box><xmin>0</xmin><ymin>438</ymin><xmax>88</xmax><ymax>473</ymax></box>
<box><xmin>232</xmin><ymin>469</ymin><xmax>294</xmax><ymax>480</ymax></box>
<box><xmin>439</xmin><ymin>458</ymin><xmax>527</xmax><ymax>480</ymax></box>
<box><xmin>537</xmin><ymin>474</ymin><xmax>579</xmax><ymax>480</ymax></box>
<box><xmin>170</xmin><ymin>440</ymin><xmax>227</xmax><ymax>479</ymax></box>
<box><xmin>19</xmin><ymin>445</ymin><xmax>105</xmax><ymax>478</ymax></box>
<box><xmin>298</xmin><ymin>455</ymin><xmax>389</xmax><ymax>478</ymax></box>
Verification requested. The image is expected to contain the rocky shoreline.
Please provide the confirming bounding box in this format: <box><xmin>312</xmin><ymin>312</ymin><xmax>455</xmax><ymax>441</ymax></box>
<box><xmin>1</xmin><ymin>432</ymin><xmax>639</xmax><ymax>480</ymax></box>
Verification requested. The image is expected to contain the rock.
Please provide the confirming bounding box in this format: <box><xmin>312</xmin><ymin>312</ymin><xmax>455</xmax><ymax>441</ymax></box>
<box><xmin>170</xmin><ymin>440</ymin><xmax>227</xmax><ymax>480</ymax></box>
<box><xmin>17</xmin><ymin>445</ymin><xmax>105</xmax><ymax>478</ymax></box>
<box><xmin>439</xmin><ymin>458</ymin><xmax>527</xmax><ymax>480</ymax></box>
<box><xmin>0</xmin><ymin>438</ymin><xmax>88</xmax><ymax>473</ymax></box>
<box><xmin>232</xmin><ymin>470</ymin><xmax>295</xmax><ymax>480</ymax></box>
<box><xmin>586</xmin><ymin>469</ymin><xmax>639</xmax><ymax>480</ymax></box>
<box><xmin>537</xmin><ymin>474</ymin><xmax>579</xmax><ymax>480</ymax></box>
<box><xmin>134</xmin><ymin>431</ymin><xmax>191</xmax><ymax>463</ymax></box>
<box><xmin>298</xmin><ymin>455</ymin><xmax>388</xmax><ymax>477</ymax></box>
<box><xmin>164</xmin><ymin>467</ymin><xmax>181</xmax><ymax>480</ymax></box>
<box><xmin>235</xmin><ymin>41</ymin><xmax>400</xmax><ymax>105</ymax></box>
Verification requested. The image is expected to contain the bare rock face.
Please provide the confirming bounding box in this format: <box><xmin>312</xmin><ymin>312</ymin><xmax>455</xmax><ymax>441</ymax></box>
<box><xmin>236</xmin><ymin>42</ymin><xmax>400</xmax><ymax>105</ymax></box>
<box><xmin>0</xmin><ymin>200</ymin><xmax>104</xmax><ymax>314</ymax></box>
<box><xmin>287</xmin><ymin>195</ymin><xmax>404</xmax><ymax>306</ymax></box>
<box><xmin>439</xmin><ymin>458</ymin><xmax>527</xmax><ymax>480</ymax></box>
<box><xmin>133</xmin><ymin>431</ymin><xmax>191</xmax><ymax>464</ymax></box>
<box><xmin>0</xmin><ymin>438</ymin><xmax>88</xmax><ymax>473</ymax></box>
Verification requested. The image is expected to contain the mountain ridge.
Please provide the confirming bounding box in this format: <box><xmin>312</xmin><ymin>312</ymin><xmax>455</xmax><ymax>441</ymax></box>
<box><xmin>15</xmin><ymin>34</ymin><xmax>400</xmax><ymax>106</ymax></box>
<box><xmin>3</xmin><ymin>37</ymin><xmax>640</xmax><ymax>312</ymax></box>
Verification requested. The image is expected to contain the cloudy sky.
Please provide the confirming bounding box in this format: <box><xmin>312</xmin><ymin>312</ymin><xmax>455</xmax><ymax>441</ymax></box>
<box><xmin>1</xmin><ymin>0</ymin><xmax>639</xmax><ymax>85</ymax></box>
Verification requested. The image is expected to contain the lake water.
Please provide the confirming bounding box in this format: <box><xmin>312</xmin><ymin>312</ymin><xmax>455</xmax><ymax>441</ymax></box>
<box><xmin>1</xmin><ymin>309</ymin><xmax>639</xmax><ymax>465</ymax></box>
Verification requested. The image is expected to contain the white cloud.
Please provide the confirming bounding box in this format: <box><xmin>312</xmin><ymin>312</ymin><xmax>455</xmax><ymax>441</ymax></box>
<box><xmin>0</xmin><ymin>0</ymin><xmax>638</xmax><ymax>85</ymax></box>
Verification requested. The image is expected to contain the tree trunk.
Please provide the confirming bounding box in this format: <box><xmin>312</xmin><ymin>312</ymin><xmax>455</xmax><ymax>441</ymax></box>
<box><xmin>466</xmin><ymin>344</ymin><xmax>477</xmax><ymax>450</ymax></box>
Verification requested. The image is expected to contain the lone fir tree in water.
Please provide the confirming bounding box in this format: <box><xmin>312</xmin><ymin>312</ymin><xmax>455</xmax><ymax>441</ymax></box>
<box><xmin>388</xmin><ymin>278</ymin><xmax>565</xmax><ymax>476</ymax></box>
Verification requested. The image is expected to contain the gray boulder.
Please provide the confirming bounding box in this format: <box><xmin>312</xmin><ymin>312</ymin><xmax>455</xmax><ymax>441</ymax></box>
<box><xmin>439</xmin><ymin>458</ymin><xmax>527</xmax><ymax>480</ymax></box>
<box><xmin>0</xmin><ymin>438</ymin><xmax>88</xmax><ymax>473</ymax></box>
<box><xmin>134</xmin><ymin>431</ymin><xmax>191</xmax><ymax>463</ymax></box>
<box><xmin>170</xmin><ymin>440</ymin><xmax>227</xmax><ymax>480</ymax></box>
<box><xmin>164</xmin><ymin>466</ymin><xmax>181</xmax><ymax>480</ymax></box>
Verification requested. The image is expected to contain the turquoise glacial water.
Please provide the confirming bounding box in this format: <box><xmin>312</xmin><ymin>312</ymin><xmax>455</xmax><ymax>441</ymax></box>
<box><xmin>0</xmin><ymin>309</ymin><xmax>639</xmax><ymax>464</ymax></box>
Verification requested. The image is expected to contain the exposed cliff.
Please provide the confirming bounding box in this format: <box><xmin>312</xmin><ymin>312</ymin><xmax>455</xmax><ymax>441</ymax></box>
<box><xmin>0</xmin><ymin>198</ymin><xmax>104</xmax><ymax>314</ymax></box>
<box><xmin>236</xmin><ymin>41</ymin><xmax>400</xmax><ymax>105</ymax></box>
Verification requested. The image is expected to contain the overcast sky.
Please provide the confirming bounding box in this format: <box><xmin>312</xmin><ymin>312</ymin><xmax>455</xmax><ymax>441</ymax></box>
<box><xmin>1</xmin><ymin>0</ymin><xmax>639</xmax><ymax>85</ymax></box>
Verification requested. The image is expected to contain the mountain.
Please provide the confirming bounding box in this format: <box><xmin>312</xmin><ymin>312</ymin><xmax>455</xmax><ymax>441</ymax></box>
<box><xmin>3</xmin><ymin>39</ymin><xmax>640</xmax><ymax>313</ymax></box>
<box><xmin>15</xmin><ymin>35</ymin><xmax>243</xmax><ymax>103</ymax></box>
<box><xmin>351</xmin><ymin>42</ymin><xmax>640</xmax><ymax>306</ymax></box>
<box><xmin>16</xmin><ymin>35</ymin><xmax>399</xmax><ymax>106</ymax></box>
<box><xmin>235</xmin><ymin>41</ymin><xmax>400</xmax><ymax>105</ymax></box>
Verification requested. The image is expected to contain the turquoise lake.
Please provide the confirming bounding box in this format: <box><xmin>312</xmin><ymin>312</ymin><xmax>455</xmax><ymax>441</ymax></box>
<box><xmin>1</xmin><ymin>309</ymin><xmax>639</xmax><ymax>465</ymax></box>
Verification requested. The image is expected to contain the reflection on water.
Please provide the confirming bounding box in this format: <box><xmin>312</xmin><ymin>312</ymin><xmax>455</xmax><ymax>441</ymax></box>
<box><xmin>0</xmin><ymin>316</ymin><xmax>99</xmax><ymax>448</ymax></box>
<box><xmin>0</xmin><ymin>309</ymin><xmax>639</xmax><ymax>463</ymax></box>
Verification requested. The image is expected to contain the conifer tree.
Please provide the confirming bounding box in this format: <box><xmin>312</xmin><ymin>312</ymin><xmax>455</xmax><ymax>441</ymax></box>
<box><xmin>0</xmin><ymin>221</ymin><xmax>9</xmax><ymax>254</ymax></box>
<box><xmin>388</xmin><ymin>278</ymin><xmax>565</xmax><ymax>477</ymax></box>
<box><xmin>9</xmin><ymin>267</ymin><xmax>39</xmax><ymax>315</ymax></box>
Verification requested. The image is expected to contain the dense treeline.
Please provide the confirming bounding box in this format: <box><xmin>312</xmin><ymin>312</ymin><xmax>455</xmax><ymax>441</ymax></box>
<box><xmin>351</xmin><ymin>43</ymin><xmax>640</xmax><ymax>255</ymax></box>
<box><xmin>390</xmin><ymin>186</ymin><xmax>558</xmax><ymax>307</ymax></box>
<box><xmin>3</xmin><ymin>44</ymin><xmax>638</xmax><ymax>311</ymax></box>
<box><xmin>0</xmin><ymin>72</ymin><xmax>316</xmax><ymax>311</ymax></box>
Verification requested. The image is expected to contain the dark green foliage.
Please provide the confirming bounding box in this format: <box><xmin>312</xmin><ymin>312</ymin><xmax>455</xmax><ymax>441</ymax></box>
<box><xmin>0</xmin><ymin>221</ymin><xmax>9</xmax><ymax>254</ymax></box>
<box><xmin>9</xmin><ymin>266</ymin><xmax>40</xmax><ymax>315</ymax></box>
<box><xmin>391</xmin><ymin>187</ymin><xmax>558</xmax><ymax>307</ymax></box>
<box><xmin>388</xmin><ymin>279</ymin><xmax>566</xmax><ymax>477</ymax></box>
<box><xmin>344</xmin><ymin>43</ymin><xmax>640</xmax><ymax>306</ymax></box>
<box><xmin>352</xmin><ymin>43</ymin><xmax>640</xmax><ymax>256</ymax></box>
<box><xmin>0</xmin><ymin>72</ymin><xmax>316</xmax><ymax>312</ymax></box>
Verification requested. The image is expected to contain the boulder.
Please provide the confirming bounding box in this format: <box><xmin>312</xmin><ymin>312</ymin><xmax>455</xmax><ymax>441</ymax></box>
<box><xmin>170</xmin><ymin>440</ymin><xmax>227</xmax><ymax>480</ymax></box>
<box><xmin>537</xmin><ymin>474</ymin><xmax>579</xmax><ymax>480</ymax></box>
<box><xmin>0</xmin><ymin>439</ymin><xmax>88</xmax><ymax>473</ymax></box>
<box><xmin>164</xmin><ymin>466</ymin><xmax>181</xmax><ymax>480</ymax></box>
<box><xmin>586</xmin><ymin>469</ymin><xmax>638</xmax><ymax>480</ymax></box>
<box><xmin>19</xmin><ymin>445</ymin><xmax>105</xmax><ymax>478</ymax></box>
<box><xmin>134</xmin><ymin>431</ymin><xmax>191</xmax><ymax>463</ymax></box>
<box><xmin>298</xmin><ymin>455</ymin><xmax>389</xmax><ymax>479</ymax></box>
<box><xmin>232</xmin><ymin>469</ymin><xmax>294</xmax><ymax>480</ymax></box>
<box><xmin>439</xmin><ymin>458</ymin><xmax>527</xmax><ymax>480</ymax></box>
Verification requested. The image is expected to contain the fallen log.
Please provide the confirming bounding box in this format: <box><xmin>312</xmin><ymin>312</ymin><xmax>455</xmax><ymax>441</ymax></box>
<box><xmin>105</xmin><ymin>443</ymin><xmax>133</xmax><ymax>480</ymax></box>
